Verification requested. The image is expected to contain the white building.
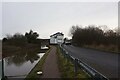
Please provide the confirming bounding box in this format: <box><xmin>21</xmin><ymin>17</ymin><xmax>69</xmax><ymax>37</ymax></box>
<box><xmin>50</xmin><ymin>32</ymin><xmax>64</xmax><ymax>44</ymax></box>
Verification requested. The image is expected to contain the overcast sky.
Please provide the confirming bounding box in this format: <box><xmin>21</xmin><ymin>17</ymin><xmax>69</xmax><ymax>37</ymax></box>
<box><xmin>1</xmin><ymin>1</ymin><xmax>118</xmax><ymax>39</ymax></box>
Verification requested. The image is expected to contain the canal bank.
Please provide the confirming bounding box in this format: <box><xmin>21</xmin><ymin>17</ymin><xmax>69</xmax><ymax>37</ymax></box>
<box><xmin>25</xmin><ymin>46</ymin><xmax>52</xmax><ymax>79</ymax></box>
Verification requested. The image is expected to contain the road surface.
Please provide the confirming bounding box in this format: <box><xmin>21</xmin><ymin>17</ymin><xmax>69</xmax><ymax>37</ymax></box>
<box><xmin>63</xmin><ymin>45</ymin><xmax>119</xmax><ymax>79</ymax></box>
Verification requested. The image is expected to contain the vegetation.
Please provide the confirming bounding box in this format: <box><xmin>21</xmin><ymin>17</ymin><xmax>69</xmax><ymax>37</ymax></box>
<box><xmin>70</xmin><ymin>25</ymin><xmax>119</xmax><ymax>53</ymax></box>
<box><xmin>3</xmin><ymin>30</ymin><xmax>40</xmax><ymax>46</ymax></box>
<box><xmin>56</xmin><ymin>46</ymin><xmax>89</xmax><ymax>78</ymax></box>
<box><xmin>3</xmin><ymin>33</ymin><xmax>27</xmax><ymax>47</ymax></box>
<box><xmin>25</xmin><ymin>30</ymin><xmax>39</xmax><ymax>44</ymax></box>
<box><xmin>2</xmin><ymin>30</ymin><xmax>42</xmax><ymax>57</ymax></box>
<box><xmin>25</xmin><ymin>47</ymin><xmax>51</xmax><ymax>79</ymax></box>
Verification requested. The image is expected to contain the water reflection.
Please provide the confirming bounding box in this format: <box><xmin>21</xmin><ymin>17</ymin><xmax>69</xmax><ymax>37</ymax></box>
<box><xmin>4</xmin><ymin>49</ymin><xmax>47</xmax><ymax>78</ymax></box>
<box><xmin>5</xmin><ymin>49</ymin><xmax>45</xmax><ymax>66</ymax></box>
<box><xmin>5</xmin><ymin>54</ymin><xmax>27</xmax><ymax>66</ymax></box>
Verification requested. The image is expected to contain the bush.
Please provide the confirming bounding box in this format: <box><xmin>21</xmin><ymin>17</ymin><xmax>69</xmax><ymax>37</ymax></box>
<box><xmin>70</xmin><ymin>25</ymin><xmax>119</xmax><ymax>52</ymax></box>
<box><xmin>4</xmin><ymin>33</ymin><xmax>27</xmax><ymax>47</ymax></box>
<box><xmin>25</xmin><ymin>30</ymin><xmax>39</xmax><ymax>43</ymax></box>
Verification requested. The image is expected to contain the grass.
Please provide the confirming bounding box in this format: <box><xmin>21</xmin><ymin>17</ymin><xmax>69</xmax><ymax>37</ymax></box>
<box><xmin>83</xmin><ymin>44</ymin><xmax>119</xmax><ymax>53</ymax></box>
<box><xmin>25</xmin><ymin>47</ymin><xmax>52</xmax><ymax>79</ymax></box>
<box><xmin>56</xmin><ymin>46</ymin><xmax>90</xmax><ymax>79</ymax></box>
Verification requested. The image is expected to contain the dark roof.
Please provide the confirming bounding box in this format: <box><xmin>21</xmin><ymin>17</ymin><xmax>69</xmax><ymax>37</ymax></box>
<box><xmin>50</xmin><ymin>32</ymin><xmax>64</xmax><ymax>37</ymax></box>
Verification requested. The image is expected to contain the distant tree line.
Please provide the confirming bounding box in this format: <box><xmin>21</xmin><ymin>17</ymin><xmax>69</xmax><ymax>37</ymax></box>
<box><xmin>70</xmin><ymin>25</ymin><xmax>120</xmax><ymax>51</ymax></box>
<box><xmin>2</xmin><ymin>30</ymin><xmax>41</xmax><ymax>47</ymax></box>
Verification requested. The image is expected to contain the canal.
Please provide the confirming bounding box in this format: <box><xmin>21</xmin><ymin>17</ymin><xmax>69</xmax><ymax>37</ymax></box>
<box><xmin>0</xmin><ymin>49</ymin><xmax>47</xmax><ymax>79</ymax></box>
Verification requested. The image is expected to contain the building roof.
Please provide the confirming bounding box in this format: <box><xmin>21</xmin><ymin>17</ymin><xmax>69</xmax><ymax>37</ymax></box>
<box><xmin>50</xmin><ymin>32</ymin><xmax>64</xmax><ymax>37</ymax></box>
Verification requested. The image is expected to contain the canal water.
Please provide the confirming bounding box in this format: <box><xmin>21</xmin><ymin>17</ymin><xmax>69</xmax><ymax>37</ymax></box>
<box><xmin>5</xmin><ymin>53</ymin><xmax>45</xmax><ymax>78</ymax></box>
<box><xmin>0</xmin><ymin>51</ymin><xmax>46</xmax><ymax>79</ymax></box>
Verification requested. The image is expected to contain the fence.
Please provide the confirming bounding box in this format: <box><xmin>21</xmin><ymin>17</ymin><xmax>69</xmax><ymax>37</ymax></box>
<box><xmin>59</xmin><ymin>44</ymin><xmax>109</xmax><ymax>80</ymax></box>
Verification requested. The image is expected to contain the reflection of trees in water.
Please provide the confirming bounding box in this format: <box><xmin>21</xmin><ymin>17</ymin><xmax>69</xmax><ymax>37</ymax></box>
<box><xmin>25</xmin><ymin>52</ymin><xmax>39</xmax><ymax>63</ymax></box>
<box><xmin>6</xmin><ymin>54</ymin><xmax>26</xmax><ymax>66</ymax></box>
<box><xmin>5</xmin><ymin>49</ymin><xmax>40</xmax><ymax>66</ymax></box>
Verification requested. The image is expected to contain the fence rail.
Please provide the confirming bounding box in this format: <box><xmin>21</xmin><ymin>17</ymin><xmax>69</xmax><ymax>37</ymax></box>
<box><xmin>59</xmin><ymin>44</ymin><xmax>109</xmax><ymax>80</ymax></box>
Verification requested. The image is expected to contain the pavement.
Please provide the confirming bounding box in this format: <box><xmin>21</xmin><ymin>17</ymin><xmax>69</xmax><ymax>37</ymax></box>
<box><xmin>63</xmin><ymin>45</ymin><xmax>119</xmax><ymax>79</ymax></box>
<box><xmin>41</xmin><ymin>46</ymin><xmax>60</xmax><ymax>78</ymax></box>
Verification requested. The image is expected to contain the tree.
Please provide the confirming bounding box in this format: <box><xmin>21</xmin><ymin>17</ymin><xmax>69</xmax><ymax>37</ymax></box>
<box><xmin>4</xmin><ymin>33</ymin><xmax>27</xmax><ymax>47</ymax></box>
<box><xmin>70</xmin><ymin>25</ymin><xmax>117</xmax><ymax>46</ymax></box>
<box><xmin>2</xmin><ymin>38</ymin><xmax>7</xmax><ymax>42</ymax></box>
<box><xmin>25</xmin><ymin>30</ymin><xmax>39</xmax><ymax>43</ymax></box>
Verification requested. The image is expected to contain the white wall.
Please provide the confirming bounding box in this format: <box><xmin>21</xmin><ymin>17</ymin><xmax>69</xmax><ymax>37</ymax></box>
<box><xmin>50</xmin><ymin>37</ymin><xmax>57</xmax><ymax>44</ymax></box>
<box><xmin>57</xmin><ymin>35</ymin><xmax>64</xmax><ymax>44</ymax></box>
<box><xmin>50</xmin><ymin>34</ymin><xmax>64</xmax><ymax>44</ymax></box>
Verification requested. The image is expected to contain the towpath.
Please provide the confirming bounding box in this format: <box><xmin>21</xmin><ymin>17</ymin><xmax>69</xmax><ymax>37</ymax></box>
<box><xmin>41</xmin><ymin>46</ymin><xmax>60</xmax><ymax>78</ymax></box>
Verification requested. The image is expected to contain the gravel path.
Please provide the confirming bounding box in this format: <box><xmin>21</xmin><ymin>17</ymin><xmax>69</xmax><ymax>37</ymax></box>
<box><xmin>41</xmin><ymin>46</ymin><xmax>60</xmax><ymax>78</ymax></box>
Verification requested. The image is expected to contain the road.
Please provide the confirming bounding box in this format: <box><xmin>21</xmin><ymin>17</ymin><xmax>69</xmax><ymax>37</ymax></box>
<box><xmin>63</xmin><ymin>45</ymin><xmax>119</xmax><ymax>79</ymax></box>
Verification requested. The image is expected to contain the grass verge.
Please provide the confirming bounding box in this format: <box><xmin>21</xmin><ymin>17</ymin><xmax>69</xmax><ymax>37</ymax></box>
<box><xmin>83</xmin><ymin>44</ymin><xmax>119</xmax><ymax>54</ymax></box>
<box><xmin>56</xmin><ymin>46</ymin><xmax>89</xmax><ymax>79</ymax></box>
<box><xmin>25</xmin><ymin>47</ymin><xmax>52</xmax><ymax>79</ymax></box>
